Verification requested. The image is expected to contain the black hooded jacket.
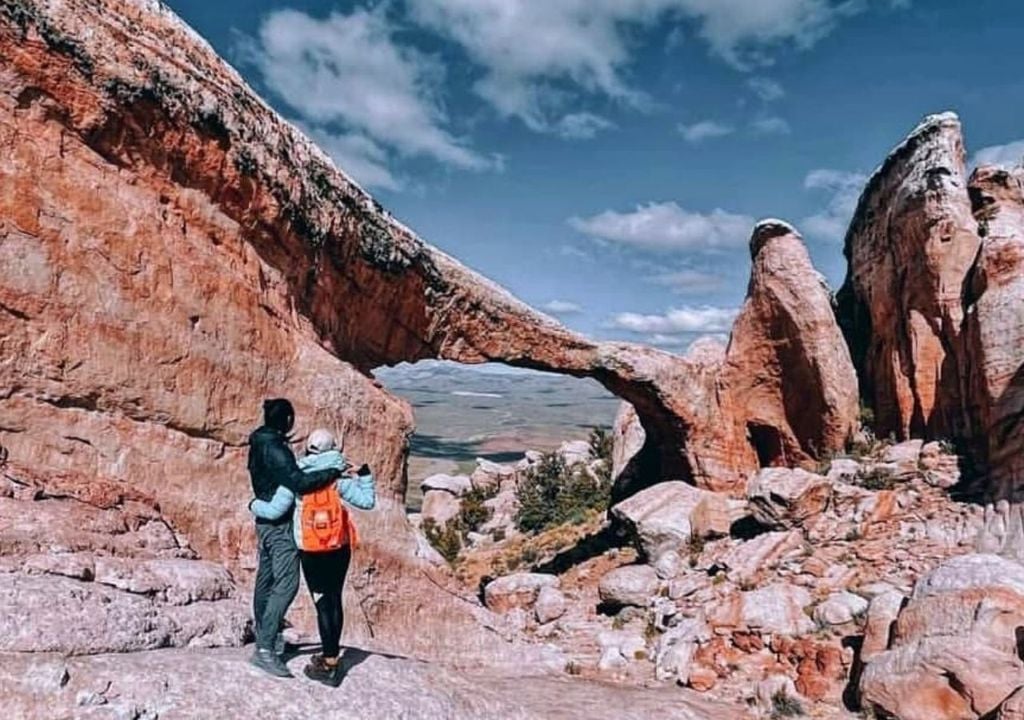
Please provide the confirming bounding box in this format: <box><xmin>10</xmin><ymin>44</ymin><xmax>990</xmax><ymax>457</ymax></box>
<box><xmin>247</xmin><ymin>426</ymin><xmax>337</xmax><ymax>525</ymax></box>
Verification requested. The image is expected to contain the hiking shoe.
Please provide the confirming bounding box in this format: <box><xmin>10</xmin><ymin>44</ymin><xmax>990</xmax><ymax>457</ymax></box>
<box><xmin>303</xmin><ymin>655</ymin><xmax>342</xmax><ymax>687</ymax></box>
<box><xmin>274</xmin><ymin>632</ymin><xmax>286</xmax><ymax>656</ymax></box>
<box><xmin>250</xmin><ymin>648</ymin><xmax>293</xmax><ymax>678</ymax></box>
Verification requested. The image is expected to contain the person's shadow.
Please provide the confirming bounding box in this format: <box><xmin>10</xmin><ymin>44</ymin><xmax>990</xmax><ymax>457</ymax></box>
<box><xmin>282</xmin><ymin>643</ymin><xmax>406</xmax><ymax>685</ymax></box>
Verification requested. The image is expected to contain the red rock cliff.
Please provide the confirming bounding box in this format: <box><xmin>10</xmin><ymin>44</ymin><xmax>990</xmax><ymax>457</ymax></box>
<box><xmin>0</xmin><ymin>0</ymin><xmax>860</xmax><ymax>657</ymax></box>
<box><xmin>838</xmin><ymin>112</ymin><xmax>981</xmax><ymax>441</ymax></box>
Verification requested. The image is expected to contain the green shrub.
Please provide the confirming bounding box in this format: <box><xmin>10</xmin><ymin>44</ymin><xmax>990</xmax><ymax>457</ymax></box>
<box><xmin>771</xmin><ymin>690</ymin><xmax>804</xmax><ymax>718</ymax></box>
<box><xmin>421</xmin><ymin>517</ymin><xmax>462</xmax><ymax>564</ymax></box>
<box><xmin>458</xmin><ymin>486</ymin><xmax>494</xmax><ymax>533</ymax></box>
<box><xmin>855</xmin><ymin>467</ymin><xmax>897</xmax><ymax>491</ymax></box>
<box><xmin>421</xmin><ymin>485</ymin><xmax>496</xmax><ymax>564</ymax></box>
<box><xmin>515</xmin><ymin>450</ymin><xmax>611</xmax><ymax>534</ymax></box>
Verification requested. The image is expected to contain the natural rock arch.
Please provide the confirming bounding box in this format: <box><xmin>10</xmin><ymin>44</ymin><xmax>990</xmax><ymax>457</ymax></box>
<box><xmin>0</xmin><ymin>0</ymin><xmax>857</xmax><ymax>661</ymax></box>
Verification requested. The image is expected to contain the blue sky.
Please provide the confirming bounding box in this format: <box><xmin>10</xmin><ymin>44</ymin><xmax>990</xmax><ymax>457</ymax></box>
<box><xmin>166</xmin><ymin>0</ymin><xmax>1024</xmax><ymax>350</ymax></box>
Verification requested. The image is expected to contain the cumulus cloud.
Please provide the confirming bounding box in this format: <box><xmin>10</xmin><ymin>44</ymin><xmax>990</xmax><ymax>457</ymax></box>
<box><xmin>407</xmin><ymin>0</ymin><xmax>867</xmax><ymax>129</ymax></box>
<box><xmin>609</xmin><ymin>305</ymin><xmax>738</xmax><ymax>334</ymax></box>
<box><xmin>569</xmin><ymin>202</ymin><xmax>753</xmax><ymax>252</ymax></box>
<box><xmin>747</xmin><ymin>76</ymin><xmax>785</xmax><ymax>102</ymax></box>
<box><xmin>750</xmin><ymin>116</ymin><xmax>792</xmax><ymax>135</ymax></box>
<box><xmin>800</xmin><ymin>168</ymin><xmax>868</xmax><ymax>242</ymax></box>
<box><xmin>246</xmin><ymin>8</ymin><xmax>493</xmax><ymax>176</ymax></box>
<box><xmin>972</xmin><ymin>139</ymin><xmax>1024</xmax><ymax>169</ymax></box>
<box><xmin>543</xmin><ymin>300</ymin><xmax>584</xmax><ymax>315</ymax></box>
<box><xmin>678</xmin><ymin>120</ymin><xmax>735</xmax><ymax>143</ymax></box>
<box><xmin>555</xmin><ymin>112</ymin><xmax>617</xmax><ymax>140</ymax></box>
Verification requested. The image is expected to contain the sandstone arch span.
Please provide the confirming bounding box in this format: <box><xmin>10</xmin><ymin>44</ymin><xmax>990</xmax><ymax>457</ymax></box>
<box><xmin>0</xmin><ymin>0</ymin><xmax>857</xmax><ymax>661</ymax></box>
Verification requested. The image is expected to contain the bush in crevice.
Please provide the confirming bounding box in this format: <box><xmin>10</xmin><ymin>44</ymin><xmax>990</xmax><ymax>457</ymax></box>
<box><xmin>515</xmin><ymin>439</ymin><xmax>611</xmax><ymax>534</ymax></box>
<box><xmin>421</xmin><ymin>485</ymin><xmax>497</xmax><ymax>564</ymax></box>
<box><xmin>421</xmin><ymin>517</ymin><xmax>461</xmax><ymax>564</ymax></box>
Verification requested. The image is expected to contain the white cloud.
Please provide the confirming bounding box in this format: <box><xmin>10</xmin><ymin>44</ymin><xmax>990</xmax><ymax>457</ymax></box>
<box><xmin>543</xmin><ymin>300</ymin><xmax>584</xmax><ymax>315</ymax></box>
<box><xmin>249</xmin><ymin>8</ymin><xmax>492</xmax><ymax>174</ymax></box>
<box><xmin>569</xmin><ymin>202</ymin><xmax>753</xmax><ymax>252</ymax></box>
<box><xmin>678</xmin><ymin>120</ymin><xmax>735</xmax><ymax>143</ymax></box>
<box><xmin>972</xmin><ymin>140</ymin><xmax>1024</xmax><ymax>169</ymax></box>
<box><xmin>407</xmin><ymin>0</ymin><xmax>866</xmax><ymax>130</ymax></box>
<box><xmin>747</xmin><ymin>76</ymin><xmax>785</xmax><ymax>101</ymax></box>
<box><xmin>609</xmin><ymin>305</ymin><xmax>738</xmax><ymax>334</ymax></box>
<box><xmin>555</xmin><ymin>112</ymin><xmax>617</xmax><ymax>140</ymax></box>
<box><xmin>647</xmin><ymin>268</ymin><xmax>724</xmax><ymax>294</ymax></box>
<box><xmin>686</xmin><ymin>0</ymin><xmax>861</xmax><ymax>69</ymax></box>
<box><xmin>800</xmin><ymin>168</ymin><xmax>868</xmax><ymax>242</ymax></box>
<box><xmin>750</xmin><ymin>116</ymin><xmax>792</xmax><ymax>135</ymax></box>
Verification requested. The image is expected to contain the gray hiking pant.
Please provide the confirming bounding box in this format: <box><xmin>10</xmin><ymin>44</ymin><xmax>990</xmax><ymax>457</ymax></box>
<box><xmin>253</xmin><ymin>523</ymin><xmax>300</xmax><ymax>651</ymax></box>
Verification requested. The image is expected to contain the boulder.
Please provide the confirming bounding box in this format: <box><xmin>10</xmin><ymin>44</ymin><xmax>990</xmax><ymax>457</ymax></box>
<box><xmin>420</xmin><ymin>490</ymin><xmax>463</xmax><ymax>527</ymax></box>
<box><xmin>746</xmin><ymin>468</ymin><xmax>830</xmax><ymax>529</ymax></box>
<box><xmin>860</xmin><ymin>554</ymin><xmax>1024</xmax><ymax>719</ymax></box>
<box><xmin>483</xmin><ymin>573</ymin><xmax>559</xmax><ymax>614</ymax></box>
<box><xmin>654</xmin><ymin>617</ymin><xmax>709</xmax><ymax>685</ymax></box>
<box><xmin>534</xmin><ymin>586</ymin><xmax>567</xmax><ymax>625</ymax></box>
<box><xmin>610</xmin><ymin>482</ymin><xmax>728</xmax><ymax>562</ymax></box>
<box><xmin>470</xmin><ymin>459</ymin><xmax>515</xmax><ymax>493</ymax></box>
<box><xmin>558</xmin><ymin>440</ymin><xmax>592</xmax><ymax>467</ymax></box>
<box><xmin>826</xmin><ymin>458</ymin><xmax>861</xmax><ymax>483</ymax></box>
<box><xmin>597</xmin><ymin>629</ymin><xmax>648</xmax><ymax>671</ymax></box>
<box><xmin>420</xmin><ymin>474</ymin><xmax>473</xmax><ymax>497</ymax></box>
<box><xmin>740</xmin><ymin>585</ymin><xmax>815</xmax><ymax>636</ymax></box>
<box><xmin>881</xmin><ymin>440</ymin><xmax>925</xmax><ymax>478</ymax></box>
<box><xmin>812</xmin><ymin>591</ymin><xmax>868</xmax><ymax>626</ymax></box>
<box><xmin>919</xmin><ymin>441</ymin><xmax>961</xmax><ymax>489</ymax></box>
<box><xmin>837</xmin><ymin>112</ymin><xmax>981</xmax><ymax>439</ymax></box>
<box><xmin>653</xmin><ymin>550</ymin><xmax>684</xmax><ymax>580</ymax></box>
<box><xmin>598</xmin><ymin>565</ymin><xmax>660</xmax><ymax>609</ymax></box>
<box><xmin>710</xmin><ymin>584</ymin><xmax>814</xmax><ymax>636</ymax></box>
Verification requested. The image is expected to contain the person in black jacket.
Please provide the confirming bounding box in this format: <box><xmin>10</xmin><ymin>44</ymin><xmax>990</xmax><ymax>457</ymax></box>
<box><xmin>247</xmin><ymin>398</ymin><xmax>337</xmax><ymax>678</ymax></box>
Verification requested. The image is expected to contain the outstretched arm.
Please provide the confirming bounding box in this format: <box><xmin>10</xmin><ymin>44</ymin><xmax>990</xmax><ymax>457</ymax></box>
<box><xmin>249</xmin><ymin>485</ymin><xmax>295</xmax><ymax>520</ymax></box>
<box><xmin>339</xmin><ymin>468</ymin><xmax>376</xmax><ymax>510</ymax></box>
<box><xmin>266</xmin><ymin>441</ymin><xmax>336</xmax><ymax>494</ymax></box>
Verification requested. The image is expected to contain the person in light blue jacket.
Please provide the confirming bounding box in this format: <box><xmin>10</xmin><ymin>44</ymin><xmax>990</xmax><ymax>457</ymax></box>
<box><xmin>248</xmin><ymin>428</ymin><xmax>375</xmax><ymax>687</ymax></box>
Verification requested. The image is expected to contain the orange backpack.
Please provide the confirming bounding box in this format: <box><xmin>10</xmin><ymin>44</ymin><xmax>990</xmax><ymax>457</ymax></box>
<box><xmin>298</xmin><ymin>487</ymin><xmax>355</xmax><ymax>553</ymax></box>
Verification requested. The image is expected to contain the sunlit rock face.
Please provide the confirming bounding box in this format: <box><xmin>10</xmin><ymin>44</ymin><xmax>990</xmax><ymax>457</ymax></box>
<box><xmin>837</xmin><ymin>112</ymin><xmax>981</xmax><ymax>442</ymax></box>
<box><xmin>0</xmin><ymin>0</ymin><xmax>858</xmax><ymax>664</ymax></box>
<box><xmin>960</xmin><ymin>165</ymin><xmax>1024</xmax><ymax>500</ymax></box>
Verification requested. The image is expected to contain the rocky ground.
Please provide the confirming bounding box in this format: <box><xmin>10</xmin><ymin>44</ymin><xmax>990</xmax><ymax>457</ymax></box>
<box><xmin>0</xmin><ymin>647</ymin><xmax>731</xmax><ymax>720</ymax></box>
<box><xmin>414</xmin><ymin>420</ymin><xmax>1021</xmax><ymax>719</ymax></box>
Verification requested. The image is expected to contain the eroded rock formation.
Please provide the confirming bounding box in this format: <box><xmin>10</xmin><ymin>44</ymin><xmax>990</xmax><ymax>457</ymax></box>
<box><xmin>0</xmin><ymin>0</ymin><xmax>859</xmax><ymax>605</ymax></box>
<box><xmin>961</xmin><ymin>165</ymin><xmax>1024</xmax><ymax>499</ymax></box>
<box><xmin>722</xmin><ymin>220</ymin><xmax>859</xmax><ymax>472</ymax></box>
<box><xmin>838</xmin><ymin>112</ymin><xmax>981</xmax><ymax>441</ymax></box>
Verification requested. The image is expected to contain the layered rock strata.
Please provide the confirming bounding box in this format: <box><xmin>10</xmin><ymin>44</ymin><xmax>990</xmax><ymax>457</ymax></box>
<box><xmin>838</xmin><ymin>112</ymin><xmax>981</xmax><ymax>441</ymax></box>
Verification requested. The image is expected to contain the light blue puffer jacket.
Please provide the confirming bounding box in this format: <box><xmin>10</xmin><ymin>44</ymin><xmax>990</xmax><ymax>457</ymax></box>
<box><xmin>248</xmin><ymin>450</ymin><xmax>376</xmax><ymax>524</ymax></box>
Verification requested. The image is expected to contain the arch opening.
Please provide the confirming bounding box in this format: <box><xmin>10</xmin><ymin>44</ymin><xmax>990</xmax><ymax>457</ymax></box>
<box><xmin>374</xmin><ymin>360</ymin><xmax>621</xmax><ymax>512</ymax></box>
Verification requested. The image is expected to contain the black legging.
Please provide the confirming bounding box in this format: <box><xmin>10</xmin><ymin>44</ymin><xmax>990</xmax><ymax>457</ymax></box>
<box><xmin>300</xmin><ymin>546</ymin><xmax>352</xmax><ymax>658</ymax></box>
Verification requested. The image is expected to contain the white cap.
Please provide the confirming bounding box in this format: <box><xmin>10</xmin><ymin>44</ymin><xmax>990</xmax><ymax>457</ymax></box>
<box><xmin>306</xmin><ymin>428</ymin><xmax>337</xmax><ymax>454</ymax></box>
